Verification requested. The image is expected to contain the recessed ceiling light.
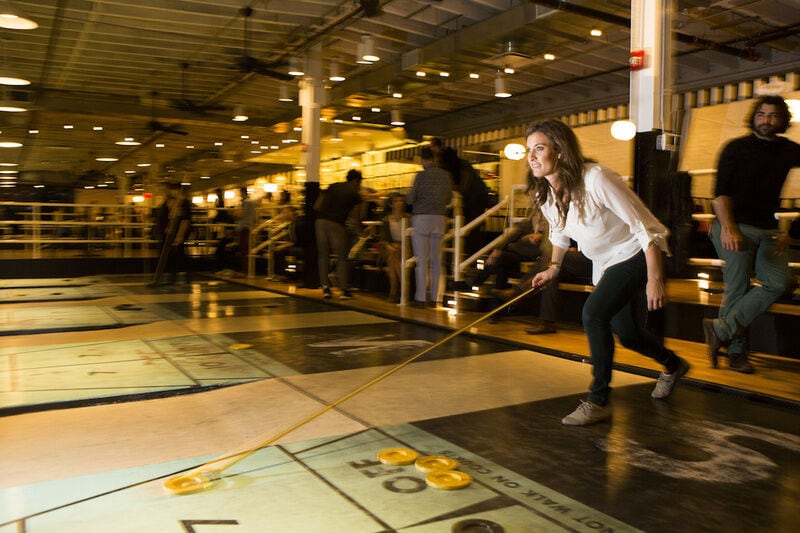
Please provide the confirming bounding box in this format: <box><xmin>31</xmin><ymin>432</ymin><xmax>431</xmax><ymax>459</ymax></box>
<box><xmin>544</xmin><ymin>53</ymin><xmax>556</xmax><ymax>61</ymax></box>
<box><xmin>63</xmin><ymin>124</ymin><xmax>73</xmax><ymax>129</ymax></box>
<box><xmin>93</xmin><ymin>126</ymin><xmax>103</xmax><ymax>131</ymax></box>
<box><xmin>27</xmin><ymin>129</ymin><xmax>38</xmax><ymax>134</ymax></box>
<box><xmin>590</xmin><ymin>29</ymin><xmax>603</xmax><ymax>37</ymax></box>
<box><xmin>96</xmin><ymin>157</ymin><xmax>118</xmax><ymax>162</ymax></box>
<box><xmin>0</xmin><ymin>141</ymin><xmax>22</xmax><ymax>148</ymax></box>
<box><xmin>155</xmin><ymin>143</ymin><xmax>165</xmax><ymax>148</ymax></box>
<box><xmin>416</xmin><ymin>71</ymin><xmax>426</xmax><ymax>77</ymax></box>
<box><xmin>469</xmin><ymin>73</ymin><xmax>480</xmax><ymax>79</ymax></box>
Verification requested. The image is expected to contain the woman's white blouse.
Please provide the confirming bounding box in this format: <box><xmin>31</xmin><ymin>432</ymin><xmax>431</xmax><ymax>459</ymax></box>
<box><xmin>541</xmin><ymin>164</ymin><xmax>670</xmax><ymax>284</ymax></box>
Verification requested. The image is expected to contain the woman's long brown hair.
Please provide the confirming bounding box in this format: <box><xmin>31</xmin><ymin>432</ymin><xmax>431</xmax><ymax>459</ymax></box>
<box><xmin>525</xmin><ymin>120</ymin><xmax>595</xmax><ymax>228</ymax></box>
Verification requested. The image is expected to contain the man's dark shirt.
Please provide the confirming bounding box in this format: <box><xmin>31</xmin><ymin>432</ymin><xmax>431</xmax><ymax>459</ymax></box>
<box><xmin>317</xmin><ymin>181</ymin><xmax>361</xmax><ymax>225</ymax></box>
<box><xmin>715</xmin><ymin>134</ymin><xmax>800</xmax><ymax>229</ymax></box>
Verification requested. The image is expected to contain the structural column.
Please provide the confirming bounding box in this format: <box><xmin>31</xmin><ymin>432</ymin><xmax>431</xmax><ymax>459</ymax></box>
<box><xmin>300</xmin><ymin>43</ymin><xmax>323</xmax><ymax>287</ymax></box>
<box><xmin>629</xmin><ymin>0</ymin><xmax>677</xmax><ymax>335</ymax></box>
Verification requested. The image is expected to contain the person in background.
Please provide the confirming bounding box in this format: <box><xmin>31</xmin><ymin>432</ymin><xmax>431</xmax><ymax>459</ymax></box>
<box><xmin>155</xmin><ymin>180</ymin><xmax>193</xmax><ymax>285</ymax></box>
<box><xmin>379</xmin><ymin>193</ymin><xmax>410</xmax><ymax>303</ymax></box>
<box><xmin>458</xmin><ymin>210</ymin><xmax>547</xmax><ymax>292</ymax></box>
<box><xmin>406</xmin><ymin>146</ymin><xmax>453</xmax><ymax>307</ymax></box>
<box><xmin>316</xmin><ymin>169</ymin><xmax>363</xmax><ymax>300</ymax></box>
<box><xmin>491</xmin><ymin>244</ymin><xmax>592</xmax><ymax>334</ymax></box>
<box><xmin>271</xmin><ymin>205</ymin><xmax>308</xmax><ymax>279</ymax></box>
<box><xmin>525</xmin><ymin>119</ymin><xmax>689</xmax><ymax>426</ymax></box>
<box><xmin>235</xmin><ymin>186</ymin><xmax>259</xmax><ymax>275</ymax></box>
<box><xmin>431</xmin><ymin>139</ymin><xmax>490</xmax><ymax>255</ymax></box>
<box><xmin>704</xmin><ymin>95</ymin><xmax>800</xmax><ymax>373</ymax></box>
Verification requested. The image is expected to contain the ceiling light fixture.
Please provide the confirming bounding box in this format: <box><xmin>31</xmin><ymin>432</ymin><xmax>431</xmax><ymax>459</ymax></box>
<box><xmin>0</xmin><ymin>39</ymin><xmax>29</xmax><ymax>85</ymax></box>
<box><xmin>439</xmin><ymin>71</ymin><xmax>449</xmax><ymax>77</ymax></box>
<box><xmin>494</xmin><ymin>75</ymin><xmax>511</xmax><ymax>98</ymax></box>
<box><xmin>503</xmin><ymin>143</ymin><xmax>527</xmax><ymax>160</ymax></box>
<box><xmin>0</xmin><ymin>100</ymin><xmax>25</xmax><ymax>112</ymax></box>
<box><xmin>469</xmin><ymin>72</ymin><xmax>480</xmax><ymax>79</ymax></box>
<box><xmin>416</xmin><ymin>71</ymin><xmax>426</xmax><ymax>77</ymax></box>
<box><xmin>0</xmin><ymin>3</ymin><xmax>38</xmax><ymax>30</ymax></box>
<box><xmin>590</xmin><ymin>29</ymin><xmax>603</xmax><ymax>37</ymax></box>
<box><xmin>360</xmin><ymin>35</ymin><xmax>380</xmax><ymax>62</ymax></box>
<box><xmin>115</xmin><ymin>136</ymin><xmax>141</xmax><ymax>146</ymax></box>
<box><xmin>288</xmin><ymin>57</ymin><xmax>305</xmax><ymax>76</ymax></box>
<box><xmin>0</xmin><ymin>67</ymin><xmax>28</xmax><ymax>86</ymax></box>
<box><xmin>610</xmin><ymin>120</ymin><xmax>637</xmax><ymax>141</ymax></box>
<box><xmin>329</xmin><ymin>61</ymin><xmax>345</xmax><ymax>82</ymax></box>
<box><xmin>278</xmin><ymin>82</ymin><xmax>293</xmax><ymax>102</ymax></box>
<box><xmin>390</xmin><ymin>109</ymin><xmax>405</xmax><ymax>126</ymax></box>
<box><xmin>544</xmin><ymin>53</ymin><xmax>556</xmax><ymax>61</ymax></box>
<box><xmin>232</xmin><ymin>105</ymin><xmax>249</xmax><ymax>122</ymax></box>
<box><xmin>355</xmin><ymin>41</ymin><xmax>371</xmax><ymax>64</ymax></box>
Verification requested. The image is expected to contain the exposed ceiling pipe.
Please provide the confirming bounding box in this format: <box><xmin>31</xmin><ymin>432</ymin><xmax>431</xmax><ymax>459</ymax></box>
<box><xmin>528</xmin><ymin>0</ymin><xmax>761</xmax><ymax>60</ymax></box>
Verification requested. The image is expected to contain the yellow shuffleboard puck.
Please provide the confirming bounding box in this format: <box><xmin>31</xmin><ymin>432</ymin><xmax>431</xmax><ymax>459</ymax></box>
<box><xmin>377</xmin><ymin>447</ymin><xmax>419</xmax><ymax>466</ymax></box>
<box><xmin>425</xmin><ymin>469</ymin><xmax>472</xmax><ymax>490</ymax></box>
<box><xmin>229</xmin><ymin>343</ymin><xmax>252</xmax><ymax>350</ymax></box>
<box><xmin>164</xmin><ymin>473</ymin><xmax>216</xmax><ymax>495</ymax></box>
<box><xmin>414</xmin><ymin>455</ymin><xmax>459</xmax><ymax>473</ymax></box>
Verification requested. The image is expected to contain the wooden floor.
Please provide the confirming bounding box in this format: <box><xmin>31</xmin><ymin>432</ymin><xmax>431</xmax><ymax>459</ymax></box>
<box><xmin>213</xmin><ymin>273</ymin><xmax>800</xmax><ymax>406</ymax></box>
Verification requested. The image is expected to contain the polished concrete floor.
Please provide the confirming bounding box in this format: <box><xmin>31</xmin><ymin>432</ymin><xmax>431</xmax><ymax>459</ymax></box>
<box><xmin>0</xmin><ymin>274</ymin><xmax>797</xmax><ymax>532</ymax></box>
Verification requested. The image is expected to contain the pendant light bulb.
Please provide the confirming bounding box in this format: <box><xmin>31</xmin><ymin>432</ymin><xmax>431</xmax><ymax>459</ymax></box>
<box><xmin>360</xmin><ymin>35</ymin><xmax>379</xmax><ymax>62</ymax></box>
<box><xmin>494</xmin><ymin>75</ymin><xmax>511</xmax><ymax>98</ymax></box>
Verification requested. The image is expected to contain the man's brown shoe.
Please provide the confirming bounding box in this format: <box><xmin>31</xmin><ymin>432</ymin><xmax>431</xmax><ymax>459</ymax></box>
<box><xmin>703</xmin><ymin>318</ymin><xmax>725</xmax><ymax>368</ymax></box>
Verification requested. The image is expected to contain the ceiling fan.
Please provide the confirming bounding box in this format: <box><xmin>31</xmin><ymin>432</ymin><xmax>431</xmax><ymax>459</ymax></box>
<box><xmin>233</xmin><ymin>7</ymin><xmax>293</xmax><ymax>81</ymax></box>
<box><xmin>147</xmin><ymin>91</ymin><xmax>188</xmax><ymax>135</ymax></box>
<box><xmin>170</xmin><ymin>63</ymin><xmax>226</xmax><ymax>115</ymax></box>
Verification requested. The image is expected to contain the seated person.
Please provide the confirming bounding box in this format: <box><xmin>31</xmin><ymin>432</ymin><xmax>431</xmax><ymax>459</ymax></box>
<box><xmin>493</xmin><ymin>245</ymin><xmax>592</xmax><ymax>334</ymax></box>
<box><xmin>379</xmin><ymin>193</ymin><xmax>410</xmax><ymax>303</ymax></box>
<box><xmin>453</xmin><ymin>211</ymin><xmax>547</xmax><ymax>290</ymax></box>
<box><xmin>271</xmin><ymin>205</ymin><xmax>309</xmax><ymax>279</ymax></box>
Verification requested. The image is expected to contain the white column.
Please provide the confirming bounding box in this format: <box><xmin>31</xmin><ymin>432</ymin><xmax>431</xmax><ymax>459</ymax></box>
<box><xmin>629</xmin><ymin>0</ymin><xmax>674</xmax><ymax>133</ymax></box>
<box><xmin>300</xmin><ymin>43</ymin><xmax>323</xmax><ymax>184</ymax></box>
